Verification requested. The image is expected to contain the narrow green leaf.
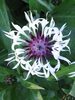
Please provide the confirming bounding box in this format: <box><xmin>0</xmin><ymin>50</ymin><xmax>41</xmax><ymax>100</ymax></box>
<box><xmin>0</xmin><ymin>49</ymin><xmax>8</xmax><ymax>64</ymax></box>
<box><xmin>3</xmin><ymin>88</ymin><xmax>11</xmax><ymax>100</ymax></box>
<box><xmin>29</xmin><ymin>0</ymin><xmax>42</xmax><ymax>12</ymax></box>
<box><xmin>29</xmin><ymin>0</ymin><xmax>54</xmax><ymax>12</ymax></box>
<box><xmin>20</xmin><ymin>78</ymin><xmax>44</xmax><ymax>90</ymax></box>
<box><xmin>0</xmin><ymin>0</ymin><xmax>11</xmax><ymax>51</ymax></box>
<box><xmin>0</xmin><ymin>90</ymin><xmax>6</xmax><ymax>100</ymax></box>
<box><xmin>48</xmin><ymin>64</ymin><xmax>75</xmax><ymax>81</ymax></box>
<box><xmin>62</xmin><ymin>89</ymin><xmax>70</xmax><ymax>95</ymax></box>
<box><xmin>69</xmin><ymin>81</ymin><xmax>75</xmax><ymax>97</ymax></box>
<box><xmin>0</xmin><ymin>0</ymin><xmax>10</xmax><ymax>30</ymax></box>
<box><xmin>37</xmin><ymin>0</ymin><xmax>54</xmax><ymax>11</ymax></box>
<box><xmin>29</xmin><ymin>90</ymin><xmax>43</xmax><ymax>100</ymax></box>
<box><xmin>57</xmin><ymin>65</ymin><xmax>75</xmax><ymax>78</ymax></box>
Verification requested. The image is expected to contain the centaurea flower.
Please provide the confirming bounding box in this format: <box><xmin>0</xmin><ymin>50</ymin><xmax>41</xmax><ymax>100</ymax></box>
<box><xmin>5</xmin><ymin>11</ymin><xmax>72</xmax><ymax>80</ymax></box>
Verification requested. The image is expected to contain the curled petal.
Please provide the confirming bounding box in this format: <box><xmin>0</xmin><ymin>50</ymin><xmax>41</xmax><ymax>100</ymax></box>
<box><xmin>13</xmin><ymin>62</ymin><xmax>20</xmax><ymax>69</ymax></box>
<box><xmin>24</xmin><ymin>12</ymin><xmax>31</xmax><ymax>23</ymax></box>
<box><xmin>69</xmin><ymin>72</ymin><xmax>75</xmax><ymax>78</ymax></box>
<box><xmin>54</xmin><ymin>60</ymin><xmax>60</xmax><ymax>71</ymax></box>
<box><xmin>59</xmin><ymin>56</ymin><xmax>71</xmax><ymax>65</ymax></box>
<box><xmin>60</xmin><ymin>23</ymin><xmax>66</xmax><ymax>32</ymax></box>
<box><xmin>50</xmin><ymin>17</ymin><xmax>55</xmax><ymax>28</ymax></box>
<box><xmin>12</xmin><ymin>23</ymin><xmax>21</xmax><ymax>31</ymax></box>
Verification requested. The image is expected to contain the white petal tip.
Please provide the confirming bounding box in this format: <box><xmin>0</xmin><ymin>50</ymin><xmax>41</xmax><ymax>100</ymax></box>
<box><xmin>71</xmin><ymin>62</ymin><xmax>75</xmax><ymax>65</ymax></box>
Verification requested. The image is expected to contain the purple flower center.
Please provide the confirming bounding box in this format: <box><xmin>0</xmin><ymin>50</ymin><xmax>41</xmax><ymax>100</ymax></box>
<box><xmin>29</xmin><ymin>38</ymin><xmax>47</xmax><ymax>56</ymax></box>
<box><xmin>27</xmin><ymin>35</ymin><xmax>53</xmax><ymax>58</ymax></box>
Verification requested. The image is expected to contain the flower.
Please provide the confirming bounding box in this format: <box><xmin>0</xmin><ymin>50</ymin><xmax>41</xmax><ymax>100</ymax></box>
<box><xmin>5</xmin><ymin>11</ymin><xmax>71</xmax><ymax>80</ymax></box>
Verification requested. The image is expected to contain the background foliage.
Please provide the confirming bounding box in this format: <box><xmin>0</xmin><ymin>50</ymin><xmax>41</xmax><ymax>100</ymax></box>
<box><xmin>0</xmin><ymin>0</ymin><xmax>75</xmax><ymax>100</ymax></box>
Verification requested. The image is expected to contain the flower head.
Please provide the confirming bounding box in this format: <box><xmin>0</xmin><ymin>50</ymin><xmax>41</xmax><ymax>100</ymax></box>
<box><xmin>5</xmin><ymin>11</ymin><xmax>71</xmax><ymax>80</ymax></box>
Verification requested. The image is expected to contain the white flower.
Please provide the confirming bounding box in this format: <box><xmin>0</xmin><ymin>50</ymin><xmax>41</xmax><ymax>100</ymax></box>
<box><xmin>5</xmin><ymin>11</ymin><xmax>72</xmax><ymax>80</ymax></box>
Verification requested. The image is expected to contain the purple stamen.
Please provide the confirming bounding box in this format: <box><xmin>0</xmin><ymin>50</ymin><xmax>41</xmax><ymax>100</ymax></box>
<box><xmin>27</xmin><ymin>34</ymin><xmax>53</xmax><ymax>58</ymax></box>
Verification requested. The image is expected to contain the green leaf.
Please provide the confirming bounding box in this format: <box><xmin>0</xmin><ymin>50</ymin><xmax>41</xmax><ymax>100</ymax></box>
<box><xmin>53</xmin><ymin>0</ymin><xmax>75</xmax><ymax>28</ymax></box>
<box><xmin>52</xmin><ymin>0</ymin><xmax>75</xmax><ymax>60</ymax></box>
<box><xmin>28</xmin><ymin>90</ymin><xmax>43</xmax><ymax>100</ymax></box>
<box><xmin>33</xmin><ymin>77</ymin><xmax>59</xmax><ymax>91</ymax></box>
<box><xmin>20</xmin><ymin>78</ymin><xmax>44</xmax><ymax>90</ymax></box>
<box><xmin>0</xmin><ymin>49</ymin><xmax>8</xmax><ymax>64</ymax></box>
<box><xmin>69</xmin><ymin>81</ymin><xmax>75</xmax><ymax>97</ymax></box>
<box><xmin>62</xmin><ymin>88</ymin><xmax>70</xmax><ymax>94</ymax></box>
<box><xmin>48</xmin><ymin>64</ymin><xmax>75</xmax><ymax>81</ymax></box>
<box><xmin>3</xmin><ymin>88</ymin><xmax>11</xmax><ymax>100</ymax></box>
<box><xmin>1</xmin><ymin>83</ymin><xmax>43</xmax><ymax>100</ymax></box>
<box><xmin>37</xmin><ymin>0</ymin><xmax>54</xmax><ymax>11</ymax></box>
<box><xmin>57</xmin><ymin>65</ymin><xmax>75</xmax><ymax>78</ymax></box>
<box><xmin>0</xmin><ymin>0</ymin><xmax>11</xmax><ymax>51</ymax></box>
<box><xmin>0</xmin><ymin>90</ymin><xmax>6</xmax><ymax>100</ymax></box>
<box><xmin>29</xmin><ymin>0</ymin><xmax>54</xmax><ymax>13</ymax></box>
<box><xmin>0</xmin><ymin>0</ymin><xmax>10</xmax><ymax>30</ymax></box>
<box><xmin>29</xmin><ymin>0</ymin><xmax>42</xmax><ymax>12</ymax></box>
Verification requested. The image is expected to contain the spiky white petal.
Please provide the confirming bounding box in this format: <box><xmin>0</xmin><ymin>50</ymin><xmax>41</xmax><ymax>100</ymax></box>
<box><xmin>69</xmin><ymin>71</ymin><xmax>75</xmax><ymax>78</ymax></box>
<box><xmin>59</xmin><ymin>56</ymin><xmax>71</xmax><ymax>65</ymax></box>
<box><xmin>60</xmin><ymin>23</ymin><xmax>66</xmax><ymax>32</ymax></box>
<box><xmin>50</xmin><ymin>17</ymin><xmax>55</xmax><ymax>28</ymax></box>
